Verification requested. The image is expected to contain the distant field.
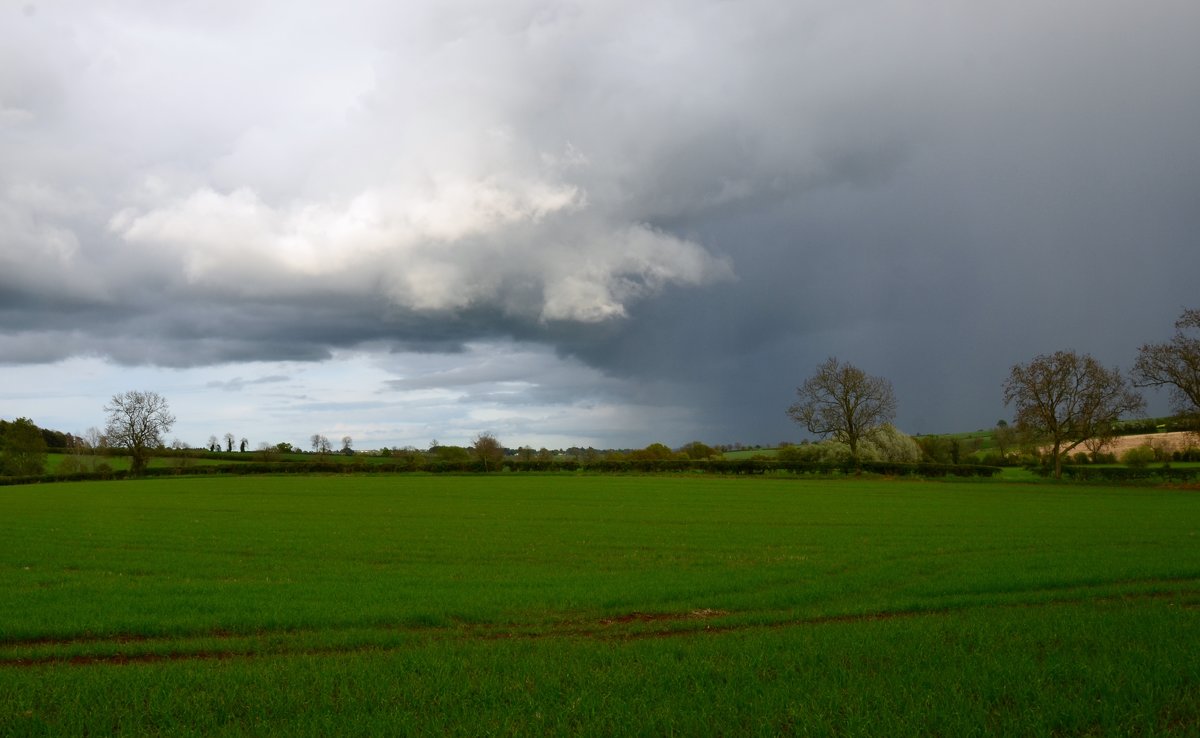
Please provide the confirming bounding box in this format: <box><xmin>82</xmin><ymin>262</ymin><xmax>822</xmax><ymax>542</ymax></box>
<box><xmin>1101</xmin><ymin>431</ymin><xmax>1200</xmax><ymax>456</ymax></box>
<box><xmin>2</xmin><ymin>476</ymin><xmax>1198</xmax><ymax>735</ymax></box>
<box><xmin>44</xmin><ymin>453</ymin><xmax>237</xmax><ymax>473</ymax></box>
<box><xmin>721</xmin><ymin>447</ymin><xmax>779</xmax><ymax>459</ymax></box>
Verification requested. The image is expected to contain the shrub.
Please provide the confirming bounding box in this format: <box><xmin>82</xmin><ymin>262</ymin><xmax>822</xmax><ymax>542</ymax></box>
<box><xmin>1173</xmin><ymin>447</ymin><xmax>1200</xmax><ymax>462</ymax></box>
<box><xmin>678</xmin><ymin>441</ymin><xmax>719</xmax><ymax>460</ymax></box>
<box><xmin>979</xmin><ymin>452</ymin><xmax>1006</xmax><ymax>467</ymax></box>
<box><xmin>777</xmin><ymin>443</ymin><xmax>820</xmax><ymax>463</ymax></box>
<box><xmin>57</xmin><ymin>455</ymin><xmax>85</xmax><ymax>474</ymax></box>
<box><xmin>1121</xmin><ymin>445</ymin><xmax>1156</xmax><ymax>468</ymax></box>
<box><xmin>630</xmin><ymin>443</ymin><xmax>681</xmax><ymax>461</ymax></box>
<box><xmin>867</xmin><ymin>425</ymin><xmax>923</xmax><ymax>463</ymax></box>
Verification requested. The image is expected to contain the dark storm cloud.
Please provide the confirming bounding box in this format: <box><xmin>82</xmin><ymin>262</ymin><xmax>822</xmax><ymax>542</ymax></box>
<box><xmin>2</xmin><ymin>1</ymin><xmax>1198</xmax><ymax>444</ymax></box>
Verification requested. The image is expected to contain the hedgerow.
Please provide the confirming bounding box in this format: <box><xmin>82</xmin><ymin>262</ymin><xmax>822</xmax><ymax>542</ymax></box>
<box><xmin>1</xmin><ymin>458</ymin><xmax>1004</xmax><ymax>486</ymax></box>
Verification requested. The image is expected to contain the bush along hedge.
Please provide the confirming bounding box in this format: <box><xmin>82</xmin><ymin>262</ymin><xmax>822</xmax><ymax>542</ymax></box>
<box><xmin>504</xmin><ymin>458</ymin><xmax>1001</xmax><ymax>476</ymax></box>
<box><xmin>1054</xmin><ymin>465</ymin><xmax>1199</xmax><ymax>483</ymax></box>
<box><xmin>0</xmin><ymin>468</ymin><xmax>129</xmax><ymax>486</ymax></box>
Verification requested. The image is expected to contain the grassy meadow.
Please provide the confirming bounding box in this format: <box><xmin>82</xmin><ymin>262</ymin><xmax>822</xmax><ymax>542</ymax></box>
<box><xmin>2</xmin><ymin>475</ymin><xmax>1198</xmax><ymax>735</ymax></box>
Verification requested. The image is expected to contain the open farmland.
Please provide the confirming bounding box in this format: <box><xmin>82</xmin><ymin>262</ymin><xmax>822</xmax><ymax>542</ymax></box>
<box><xmin>2</xmin><ymin>475</ymin><xmax>1199</xmax><ymax>736</ymax></box>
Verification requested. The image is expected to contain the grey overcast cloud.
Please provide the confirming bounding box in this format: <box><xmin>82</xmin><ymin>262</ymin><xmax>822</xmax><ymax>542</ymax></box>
<box><xmin>2</xmin><ymin>1</ymin><xmax>1198</xmax><ymax>450</ymax></box>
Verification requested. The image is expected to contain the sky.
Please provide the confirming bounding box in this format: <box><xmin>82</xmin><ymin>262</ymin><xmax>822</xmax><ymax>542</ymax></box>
<box><xmin>2</xmin><ymin>0</ymin><xmax>1198</xmax><ymax>451</ymax></box>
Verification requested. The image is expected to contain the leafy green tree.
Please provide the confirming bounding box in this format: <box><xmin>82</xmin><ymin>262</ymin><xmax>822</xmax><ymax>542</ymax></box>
<box><xmin>916</xmin><ymin>436</ymin><xmax>952</xmax><ymax>464</ymax></box>
<box><xmin>1</xmin><ymin>417</ymin><xmax>48</xmax><ymax>476</ymax></box>
<box><xmin>472</xmin><ymin>433</ymin><xmax>504</xmax><ymax>471</ymax></box>
<box><xmin>679</xmin><ymin>441</ymin><xmax>718</xmax><ymax>460</ymax></box>
<box><xmin>431</xmin><ymin>445</ymin><xmax>471</xmax><ymax>462</ymax></box>
<box><xmin>630</xmin><ymin>443</ymin><xmax>678</xmax><ymax>461</ymax></box>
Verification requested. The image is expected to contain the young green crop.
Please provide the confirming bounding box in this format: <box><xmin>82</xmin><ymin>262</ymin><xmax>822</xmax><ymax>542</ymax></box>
<box><xmin>2</xmin><ymin>475</ymin><xmax>1197</xmax><ymax>735</ymax></box>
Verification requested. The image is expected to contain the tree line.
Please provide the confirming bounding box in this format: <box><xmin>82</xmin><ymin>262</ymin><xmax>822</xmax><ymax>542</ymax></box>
<box><xmin>4</xmin><ymin>309</ymin><xmax>1196</xmax><ymax>480</ymax></box>
<box><xmin>786</xmin><ymin>308</ymin><xmax>1199</xmax><ymax>478</ymax></box>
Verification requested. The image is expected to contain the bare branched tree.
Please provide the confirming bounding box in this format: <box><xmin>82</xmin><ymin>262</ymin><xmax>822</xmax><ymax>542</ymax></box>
<box><xmin>1003</xmin><ymin>351</ymin><xmax>1144</xmax><ymax>478</ymax></box>
<box><xmin>311</xmin><ymin>434</ymin><xmax>331</xmax><ymax>456</ymax></box>
<box><xmin>787</xmin><ymin>357</ymin><xmax>897</xmax><ymax>461</ymax></box>
<box><xmin>1132</xmin><ymin>308</ymin><xmax>1200</xmax><ymax>422</ymax></box>
<box><xmin>104</xmin><ymin>390</ymin><xmax>176</xmax><ymax>476</ymax></box>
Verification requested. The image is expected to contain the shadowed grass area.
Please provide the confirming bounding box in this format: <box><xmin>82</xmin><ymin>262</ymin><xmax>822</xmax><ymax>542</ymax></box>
<box><xmin>2</xmin><ymin>476</ymin><xmax>1198</xmax><ymax>735</ymax></box>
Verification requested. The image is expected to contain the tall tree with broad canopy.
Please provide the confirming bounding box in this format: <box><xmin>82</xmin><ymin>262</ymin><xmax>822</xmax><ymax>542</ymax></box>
<box><xmin>1</xmin><ymin>417</ymin><xmax>48</xmax><ymax>476</ymax></box>
<box><xmin>1003</xmin><ymin>351</ymin><xmax>1144</xmax><ymax>479</ymax></box>
<box><xmin>104</xmin><ymin>390</ymin><xmax>176</xmax><ymax>476</ymax></box>
<box><xmin>1132</xmin><ymin>308</ymin><xmax>1200</xmax><ymax>422</ymax></box>
<box><xmin>472</xmin><ymin>433</ymin><xmax>504</xmax><ymax>471</ymax></box>
<box><xmin>787</xmin><ymin>357</ymin><xmax>897</xmax><ymax>461</ymax></box>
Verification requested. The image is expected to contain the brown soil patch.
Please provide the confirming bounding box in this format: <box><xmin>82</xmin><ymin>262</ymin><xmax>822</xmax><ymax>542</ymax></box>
<box><xmin>599</xmin><ymin>608</ymin><xmax>729</xmax><ymax>626</ymax></box>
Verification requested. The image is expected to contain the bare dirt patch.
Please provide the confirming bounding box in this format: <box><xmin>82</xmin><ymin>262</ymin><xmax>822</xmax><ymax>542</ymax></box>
<box><xmin>599</xmin><ymin>609</ymin><xmax>729</xmax><ymax>626</ymax></box>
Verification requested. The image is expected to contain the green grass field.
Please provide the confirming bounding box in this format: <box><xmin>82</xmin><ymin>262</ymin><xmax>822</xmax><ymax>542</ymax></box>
<box><xmin>2</xmin><ymin>475</ymin><xmax>1198</xmax><ymax>735</ymax></box>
